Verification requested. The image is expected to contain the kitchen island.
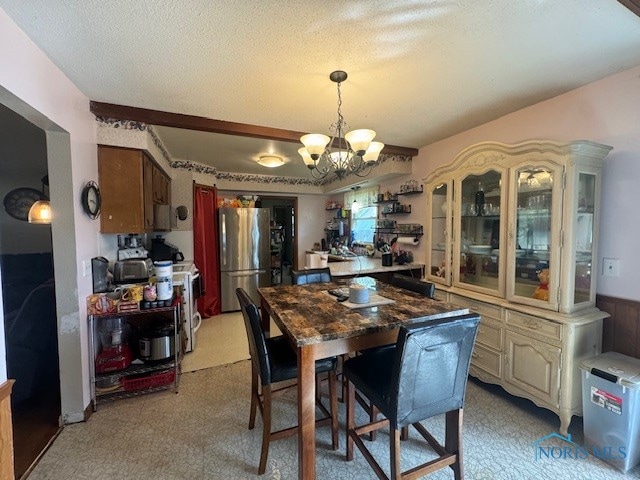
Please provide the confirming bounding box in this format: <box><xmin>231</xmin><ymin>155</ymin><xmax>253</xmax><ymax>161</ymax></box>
<box><xmin>328</xmin><ymin>256</ymin><xmax>424</xmax><ymax>283</ymax></box>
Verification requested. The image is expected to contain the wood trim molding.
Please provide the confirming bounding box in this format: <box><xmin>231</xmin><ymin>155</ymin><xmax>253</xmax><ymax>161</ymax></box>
<box><xmin>1</xmin><ymin>379</ymin><xmax>16</xmax><ymax>480</ymax></box>
<box><xmin>90</xmin><ymin>101</ymin><xmax>419</xmax><ymax>157</ymax></box>
<box><xmin>618</xmin><ymin>0</ymin><xmax>640</xmax><ymax>18</ymax></box>
<box><xmin>597</xmin><ymin>294</ymin><xmax>640</xmax><ymax>358</ymax></box>
<box><xmin>0</xmin><ymin>379</ymin><xmax>14</xmax><ymax>401</ymax></box>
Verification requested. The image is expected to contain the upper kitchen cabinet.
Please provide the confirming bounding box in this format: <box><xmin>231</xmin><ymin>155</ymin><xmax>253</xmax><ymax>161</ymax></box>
<box><xmin>425</xmin><ymin>140</ymin><xmax>612</xmax><ymax>314</ymax></box>
<box><xmin>98</xmin><ymin>145</ymin><xmax>172</xmax><ymax>234</ymax></box>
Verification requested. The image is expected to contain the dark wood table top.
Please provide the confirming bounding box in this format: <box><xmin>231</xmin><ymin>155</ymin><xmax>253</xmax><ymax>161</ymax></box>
<box><xmin>258</xmin><ymin>280</ymin><xmax>469</xmax><ymax>347</ymax></box>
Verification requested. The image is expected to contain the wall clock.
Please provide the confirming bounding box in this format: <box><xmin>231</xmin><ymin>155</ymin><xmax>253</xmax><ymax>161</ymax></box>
<box><xmin>81</xmin><ymin>181</ymin><xmax>101</xmax><ymax>219</ymax></box>
<box><xmin>3</xmin><ymin>187</ymin><xmax>47</xmax><ymax>221</ymax></box>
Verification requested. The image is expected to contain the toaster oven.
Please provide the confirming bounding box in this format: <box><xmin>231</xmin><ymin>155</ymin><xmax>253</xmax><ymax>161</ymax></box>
<box><xmin>114</xmin><ymin>259</ymin><xmax>151</xmax><ymax>284</ymax></box>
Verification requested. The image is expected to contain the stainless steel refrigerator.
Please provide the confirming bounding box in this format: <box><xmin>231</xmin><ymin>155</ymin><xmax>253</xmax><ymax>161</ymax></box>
<box><xmin>219</xmin><ymin>207</ymin><xmax>271</xmax><ymax>312</ymax></box>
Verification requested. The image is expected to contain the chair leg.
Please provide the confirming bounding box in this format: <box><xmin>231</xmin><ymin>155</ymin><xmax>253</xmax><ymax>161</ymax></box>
<box><xmin>445</xmin><ymin>409</ymin><xmax>463</xmax><ymax>480</ymax></box>
<box><xmin>368</xmin><ymin>403</ymin><xmax>379</xmax><ymax>441</ymax></box>
<box><xmin>249</xmin><ymin>362</ymin><xmax>259</xmax><ymax>430</ymax></box>
<box><xmin>390</xmin><ymin>426</ymin><xmax>402</xmax><ymax>480</ymax></box>
<box><xmin>400</xmin><ymin>425</ymin><xmax>409</xmax><ymax>441</ymax></box>
<box><xmin>328</xmin><ymin>370</ymin><xmax>339</xmax><ymax>450</ymax></box>
<box><xmin>258</xmin><ymin>385</ymin><xmax>272</xmax><ymax>475</ymax></box>
<box><xmin>346</xmin><ymin>380</ymin><xmax>355</xmax><ymax>461</ymax></box>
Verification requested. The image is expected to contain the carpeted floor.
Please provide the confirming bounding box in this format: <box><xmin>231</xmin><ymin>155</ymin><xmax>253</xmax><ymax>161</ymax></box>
<box><xmin>27</xmin><ymin>360</ymin><xmax>640</xmax><ymax>479</ymax></box>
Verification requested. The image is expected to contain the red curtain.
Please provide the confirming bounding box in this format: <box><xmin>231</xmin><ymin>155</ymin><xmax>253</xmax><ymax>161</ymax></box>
<box><xmin>194</xmin><ymin>184</ymin><xmax>220</xmax><ymax>317</ymax></box>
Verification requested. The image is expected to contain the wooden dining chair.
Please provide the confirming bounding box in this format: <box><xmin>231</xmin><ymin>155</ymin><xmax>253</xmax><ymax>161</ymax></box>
<box><xmin>344</xmin><ymin>313</ymin><xmax>481</xmax><ymax>480</ymax></box>
<box><xmin>291</xmin><ymin>267</ymin><xmax>332</xmax><ymax>285</ymax></box>
<box><xmin>235</xmin><ymin>288</ymin><xmax>339</xmax><ymax>475</ymax></box>
<box><xmin>357</xmin><ymin>273</ymin><xmax>438</xmax><ymax>440</ymax></box>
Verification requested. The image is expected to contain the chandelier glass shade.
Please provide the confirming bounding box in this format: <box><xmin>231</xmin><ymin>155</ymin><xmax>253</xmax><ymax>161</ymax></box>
<box><xmin>299</xmin><ymin>71</ymin><xmax>384</xmax><ymax>180</ymax></box>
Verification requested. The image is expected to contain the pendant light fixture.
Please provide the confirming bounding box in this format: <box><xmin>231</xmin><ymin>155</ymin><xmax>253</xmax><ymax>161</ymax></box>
<box><xmin>350</xmin><ymin>186</ymin><xmax>361</xmax><ymax>213</ymax></box>
<box><xmin>299</xmin><ymin>71</ymin><xmax>384</xmax><ymax>180</ymax></box>
<box><xmin>28</xmin><ymin>175</ymin><xmax>51</xmax><ymax>224</ymax></box>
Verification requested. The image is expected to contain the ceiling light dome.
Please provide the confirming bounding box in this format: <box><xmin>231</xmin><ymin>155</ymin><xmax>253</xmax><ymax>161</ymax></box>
<box><xmin>257</xmin><ymin>155</ymin><xmax>285</xmax><ymax>168</ymax></box>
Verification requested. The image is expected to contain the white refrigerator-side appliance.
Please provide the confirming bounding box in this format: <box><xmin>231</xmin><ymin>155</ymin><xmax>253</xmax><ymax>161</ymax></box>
<box><xmin>219</xmin><ymin>207</ymin><xmax>271</xmax><ymax>312</ymax></box>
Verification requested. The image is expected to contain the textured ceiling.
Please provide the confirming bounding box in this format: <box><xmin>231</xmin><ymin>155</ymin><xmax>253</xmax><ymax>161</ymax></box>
<box><xmin>2</xmin><ymin>1</ymin><xmax>640</xmax><ymax>179</ymax></box>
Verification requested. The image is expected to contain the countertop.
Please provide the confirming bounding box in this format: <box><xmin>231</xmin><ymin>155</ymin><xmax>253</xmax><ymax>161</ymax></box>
<box><xmin>328</xmin><ymin>257</ymin><xmax>425</xmax><ymax>277</ymax></box>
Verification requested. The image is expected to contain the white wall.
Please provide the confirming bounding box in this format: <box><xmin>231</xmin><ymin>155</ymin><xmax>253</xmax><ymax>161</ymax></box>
<box><xmin>406</xmin><ymin>65</ymin><xmax>640</xmax><ymax>301</ymax></box>
<box><xmin>0</xmin><ymin>9</ymin><xmax>99</xmax><ymax>421</ymax></box>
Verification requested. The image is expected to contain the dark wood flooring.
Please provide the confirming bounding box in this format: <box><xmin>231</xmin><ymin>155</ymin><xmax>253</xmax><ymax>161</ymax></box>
<box><xmin>12</xmin><ymin>387</ymin><xmax>61</xmax><ymax>479</ymax></box>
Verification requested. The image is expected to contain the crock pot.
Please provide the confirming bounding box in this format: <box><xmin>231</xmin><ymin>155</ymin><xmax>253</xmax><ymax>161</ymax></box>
<box><xmin>139</xmin><ymin>323</ymin><xmax>177</xmax><ymax>362</ymax></box>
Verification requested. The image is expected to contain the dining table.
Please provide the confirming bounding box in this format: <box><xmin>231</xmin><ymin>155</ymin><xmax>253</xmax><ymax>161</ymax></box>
<box><xmin>257</xmin><ymin>278</ymin><xmax>470</xmax><ymax>479</ymax></box>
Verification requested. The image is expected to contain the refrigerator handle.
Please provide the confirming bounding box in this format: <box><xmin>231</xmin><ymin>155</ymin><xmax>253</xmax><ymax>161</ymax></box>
<box><xmin>226</xmin><ymin>270</ymin><xmax>267</xmax><ymax>277</ymax></box>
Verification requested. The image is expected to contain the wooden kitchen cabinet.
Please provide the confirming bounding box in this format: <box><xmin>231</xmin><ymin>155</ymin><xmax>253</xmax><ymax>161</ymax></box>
<box><xmin>98</xmin><ymin>145</ymin><xmax>171</xmax><ymax>233</ymax></box>
<box><xmin>425</xmin><ymin>140</ymin><xmax>612</xmax><ymax>435</ymax></box>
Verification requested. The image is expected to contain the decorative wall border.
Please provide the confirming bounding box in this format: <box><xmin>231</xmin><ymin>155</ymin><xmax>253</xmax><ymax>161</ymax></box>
<box><xmin>95</xmin><ymin>117</ymin><xmax>413</xmax><ymax>187</ymax></box>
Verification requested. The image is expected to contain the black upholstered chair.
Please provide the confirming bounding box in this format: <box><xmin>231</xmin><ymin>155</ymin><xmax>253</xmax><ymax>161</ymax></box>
<box><xmin>345</xmin><ymin>313</ymin><xmax>481</xmax><ymax>480</ymax></box>
<box><xmin>390</xmin><ymin>273</ymin><xmax>436</xmax><ymax>298</ymax></box>
<box><xmin>291</xmin><ymin>267</ymin><xmax>332</xmax><ymax>285</ymax></box>
<box><xmin>358</xmin><ymin>273</ymin><xmax>438</xmax><ymax>440</ymax></box>
<box><xmin>235</xmin><ymin>288</ymin><xmax>339</xmax><ymax>475</ymax></box>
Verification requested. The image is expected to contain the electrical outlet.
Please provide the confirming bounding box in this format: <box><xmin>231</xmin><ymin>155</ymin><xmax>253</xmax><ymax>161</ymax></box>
<box><xmin>603</xmin><ymin>258</ymin><xmax>620</xmax><ymax>277</ymax></box>
<box><xmin>82</xmin><ymin>259</ymin><xmax>91</xmax><ymax>277</ymax></box>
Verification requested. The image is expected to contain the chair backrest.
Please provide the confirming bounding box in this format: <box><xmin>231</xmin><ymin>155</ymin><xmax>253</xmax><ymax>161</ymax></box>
<box><xmin>236</xmin><ymin>288</ymin><xmax>272</xmax><ymax>385</ymax></box>
<box><xmin>291</xmin><ymin>267</ymin><xmax>332</xmax><ymax>285</ymax></box>
<box><xmin>390</xmin><ymin>273</ymin><xmax>436</xmax><ymax>299</ymax></box>
<box><xmin>390</xmin><ymin>313</ymin><xmax>481</xmax><ymax>428</ymax></box>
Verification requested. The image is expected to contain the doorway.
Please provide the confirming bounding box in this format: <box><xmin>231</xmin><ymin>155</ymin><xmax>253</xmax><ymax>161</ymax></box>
<box><xmin>0</xmin><ymin>104</ymin><xmax>61</xmax><ymax>479</ymax></box>
<box><xmin>259</xmin><ymin>197</ymin><xmax>297</xmax><ymax>285</ymax></box>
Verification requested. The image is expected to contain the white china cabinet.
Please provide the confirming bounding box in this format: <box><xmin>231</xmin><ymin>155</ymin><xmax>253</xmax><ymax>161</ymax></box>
<box><xmin>424</xmin><ymin>140</ymin><xmax>612</xmax><ymax>434</ymax></box>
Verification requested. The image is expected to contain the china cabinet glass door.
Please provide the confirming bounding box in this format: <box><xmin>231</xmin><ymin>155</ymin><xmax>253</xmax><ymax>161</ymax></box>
<box><xmin>507</xmin><ymin>162</ymin><xmax>563</xmax><ymax>310</ymax></box>
<box><xmin>453</xmin><ymin>169</ymin><xmax>505</xmax><ymax>296</ymax></box>
<box><xmin>427</xmin><ymin>181</ymin><xmax>451</xmax><ymax>285</ymax></box>
<box><xmin>572</xmin><ymin>172</ymin><xmax>597</xmax><ymax>306</ymax></box>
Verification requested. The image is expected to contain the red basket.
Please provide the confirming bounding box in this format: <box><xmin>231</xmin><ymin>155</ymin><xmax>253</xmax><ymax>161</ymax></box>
<box><xmin>123</xmin><ymin>370</ymin><xmax>176</xmax><ymax>392</ymax></box>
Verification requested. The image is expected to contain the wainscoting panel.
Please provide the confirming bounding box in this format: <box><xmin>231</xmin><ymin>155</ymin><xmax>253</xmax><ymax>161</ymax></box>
<box><xmin>597</xmin><ymin>294</ymin><xmax>640</xmax><ymax>358</ymax></box>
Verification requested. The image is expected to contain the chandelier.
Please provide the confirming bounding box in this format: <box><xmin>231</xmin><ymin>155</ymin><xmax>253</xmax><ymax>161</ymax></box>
<box><xmin>298</xmin><ymin>71</ymin><xmax>384</xmax><ymax>180</ymax></box>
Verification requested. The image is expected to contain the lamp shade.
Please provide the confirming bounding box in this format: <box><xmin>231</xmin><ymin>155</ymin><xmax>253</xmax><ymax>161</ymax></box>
<box><xmin>362</xmin><ymin>141</ymin><xmax>385</xmax><ymax>163</ymax></box>
<box><xmin>298</xmin><ymin>148</ymin><xmax>316</xmax><ymax>168</ymax></box>
<box><xmin>345</xmin><ymin>129</ymin><xmax>375</xmax><ymax>156</ymax></box>
<box><xmin>300</xmin><ymin>134</ymin><xmax>330</xmax><ymax>159</ymax></box>
<box><xmin>28</xmin><ymin>200</ymin><xmax>52</xmax><ymax>224</ymax></box>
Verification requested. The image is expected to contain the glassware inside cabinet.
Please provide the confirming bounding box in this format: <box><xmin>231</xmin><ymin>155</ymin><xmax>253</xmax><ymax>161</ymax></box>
<box><xmin>574</xmin><ymin>173</ymin><xmax>596</xmax><ymax>304</ymax></box>
<box><xmin>513</xmin><ymin>168</ymin><xmax>554</xmax><ymax>298</ymax></box>
<box><xmin>459</xmin><ymin>170</ymin><xmax>502</xmax><ymax>292</ymax></box>
<box><xmin>429</xmin><ymin>183</ymin><xmax>448</xmax><ymax>280</ymax></box>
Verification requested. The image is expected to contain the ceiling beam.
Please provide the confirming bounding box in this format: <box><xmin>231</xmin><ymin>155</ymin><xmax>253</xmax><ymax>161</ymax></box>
<box><xmin>618</xmin><ymin>0</ymin><xmax>640</xmax><ymax>18</ymax></box>
<box><xmin>89</xmin><ymin>101</ymin><xmax>419</xmax><ymax>157</ymax></box>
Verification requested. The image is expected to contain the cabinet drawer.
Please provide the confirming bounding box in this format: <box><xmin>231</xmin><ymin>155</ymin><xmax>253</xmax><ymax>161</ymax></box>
<box><xmin>449</xmin><ymin>294</ymin><xmax>501</xmax><ymax>321</ymax></box>
<box><xmin>506</xmin><ymin>311</ymin><xmax>561</xmax><ymax>342</ymax></box>
<box><xmin>471</xmin><ymin>343</ymin><xmax>502</xmax><ymax>378</ymax></box>
<box><xmin>477</xmin><ymin>321</ymin><xmax>502</xmax><ymax>350</ymax></box>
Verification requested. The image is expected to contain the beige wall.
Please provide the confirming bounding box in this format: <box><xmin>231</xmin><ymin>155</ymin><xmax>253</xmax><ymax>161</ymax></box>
<box><xmin>0</xmin><ymin>9</ymin><xmax>98</xmax><ymax>421</ymax></box>
<box><xmin>377</xmin><ymin>65</ymin><xmax>640</xmax><ymax>301</ymax></box>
